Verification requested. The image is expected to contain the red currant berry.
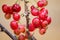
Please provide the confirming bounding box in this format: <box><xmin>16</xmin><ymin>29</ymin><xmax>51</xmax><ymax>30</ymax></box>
<box><xmin>13</xmin><ymin>13</ymin><xmax>20</xmax><ymax>21</ymax></box>
<box><xmin>31</xmin><ymin>5</ymin><xmax>35</xmax><ymax>10</ymax></box>
<box><xmin>42</xmin><ymin>0</ymin><xmax>48</xmax><ymax>6</ymax></box>
<box><xmin>18</xmin><ymin>25</ymin><xmax>25</xmax><ymax>33</ymax></box>
<box><xmin>31</xmin><ymin>8</ymin><xmax>39</xmax><ymax>16</ymax></box>
<box><xmin>39</xmin><ymin>8</ymin><xmax>48</xmax><ymax>20</ymax></box>
<box><xmin>14</xmin><ymin>29</ymin><xmax>20</xmax><ymax>35</ymax></box>
<box><xmin>10</xmin><ymin>20</ymin><xmax>18</xmax><ymax>30</ymax></box>
<box><xmin>37</xmin><ymin>1</ymin><xmax>44</xmax><ymax>7</ymax></box>
<box><xmin>8</xmin><ymin>6</ymin><xmax>13</xmax><ymax>14</ymax></box>
<box><xmin>32</xmin><ymin>17</ymin><xmax>41</xmax><ymax>28</ymax></box>
<box><xmin>2</xmin><ymin>4</ymin><xmax>9</xmax><ymax>13</ymax></box>
<box><xmin>46</xmin><ymin>16</ymin><xmax>51</xmax><ymax>24</ymax></box>
<box><xmin>18</xmin><ymin>35</ymin><xmax>25</xmax><ymax>40</ymax></box>
<box><xmin>40</xmin><ymin>8</ymin><xmax>48</xmax><ymax>14</ymax></box>
<box><xmin>39</xmin><ymin>12</ymin><xmax>47</xmax><ymax>20</ymax></box>
<box><xmin>41</xmin><ymin>20</ymin><xmax>48</xmax><ymax>27</ymax></box>
<box><xmin>4</xmin><ymin>13</ymin><xmax>11</xmax><ymax>19</ymax></box>
<box><xmin>28</xmin><ymin>23</ymin><xmax>35</xmax><ymax>32</ymax></box>
<box><xmin>39</xmin><ymin>28</ymin><xmax>46</xmax><ymax>35</ymax></box>
<box><xmin>12</xmin><ymin>4</ymin><xmax>21</xmax><ymax>12</ymax></box>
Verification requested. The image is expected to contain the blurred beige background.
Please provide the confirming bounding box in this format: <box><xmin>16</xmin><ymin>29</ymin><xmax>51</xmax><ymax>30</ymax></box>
<box><xmin>0</xmin><ymin>0</ymin><xmax>60</xmax><ymax>40</ymax></box>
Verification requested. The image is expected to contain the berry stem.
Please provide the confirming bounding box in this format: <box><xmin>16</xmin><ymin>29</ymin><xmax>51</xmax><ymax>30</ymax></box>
<box><xmin>33</xmin><ymin>0</ymin><xmax>37</xmax><ymax>3</ymax></box>
<box><xmin>15</xmin><ymin>0</ymin><xmax>19</xmax><ymax>4</ymax></box>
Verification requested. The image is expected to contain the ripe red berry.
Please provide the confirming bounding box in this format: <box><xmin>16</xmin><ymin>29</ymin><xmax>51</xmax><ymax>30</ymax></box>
<box><xmin>37</xmin><ymin>1</ymin><xmax>44</xmax><ymax>7</ymax></box>
<box><xmin>13</xmin><ymin>13</ymin><xmax>20</xmax><ymax>21</ymax></box>
<box><xmin>18</xmin><ymin>25</ymin><xmax>25</xmax><ymax>33</ymax></box>
<box><xmin>37</xmin><ymin>0</ymin><xmax>48</xmax><ymax>7</ymax></box>
<box><xmin>31</xmin><ymin>5</ymin><xmax>35</xmax><ymax>10</ymax></box>
<box><xmin>4</xmin><ymin>13</ymin><xmax>11</xmax><ymax>19</ymax></box>
<box><xmin>39</xmin><ymin>8</ymin><xmax>48</xmax><ymax>20</ymax></box>
<box><xmin>28</xmin><ymin>23</ymin><xmax>35</xmax><ymax>31</ymax></box>
<box><xmin>40</xmin><ymin>8</ymin><xmax>48</xmax><ymax>14</ymax></box>
<box><xmin>41</xmin><ymin>20</ymin><xmax>48</xmax><ymax>27</ymax></box>
<box><xmin>18</xmin><ymin>35</ymin><xmax>25</xmax><ymax>40</ymax></box>
<box><xmin>12</xmin><ymin>4</ymin><xmax>21</xmax><ymax>12</ymax></box>
<box><xmin>46</xmin><ymin>16</ymin><xmax>51</xmax><ymax>24</ymax></box>
<box><xmin>31</xmin><ymin>8</ymin><xmax>39</xmax><ymax>16</ymax></box>
<box><xmin>2</xmin><ymin>4</ymin><xmax>9</xmax><ymax>13</ymax></box>
<box><xmin>32</xmin><ymin>17</ymin><xmax>41</xmax><ymax>28</ymax></box>
<box><xmin>14</xmin><ymin>29</ymin><xmax>20</xmax><ymax>35</ymax></box>
<box><xmin>39</xmin><ymin>12</ymin><xmax>47</xmax><ymax>20</ymax></box>
<box><xmin>42</xmin><ymin>0</ymin><xmax>48</xmax><ymax>6</ymax></box>
<box><xmin>10</xmin><ymin>20</ymin><xmax>18</xmax><ymax>30</ymax></box>
<box><xmin>39</xmin><ymin>28</ymin><xmax>46</xmax><ymax>35</ymax></box>
<box><xmin>8</xmin><ymin>6</ymin><xmax>13</xmax><ymax>14</ymax></box>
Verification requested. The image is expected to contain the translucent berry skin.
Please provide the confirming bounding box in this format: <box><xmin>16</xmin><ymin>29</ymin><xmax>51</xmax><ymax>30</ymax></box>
<box><xmin>31</xmin><ymin>5</ymin><xmax>35</xmax><ymax>10</ymax></box>
<box><xmin>39</xmin><ymin>8</ymin><xmax>48</xmax><ymax>20</ymax></box>
<box><xmin>37</xmin><ymin>0</ymin><xmax>48</xmax><ymax>7</ymax></box>
<box><xmin>2</xmin><ymin>4</ymin><xmax>9</xmax><ymax>13</ymax></box>
<box><xmin>39</xmin><ymin>28</ymin><xmax>46</xmax><ymax>35</ymax></box>
<box><xmin>12</xmin><ymin>4</ymin><xmax>21</xmax><ymax>12</ymax></box>
<box><xmin>18</xmin><ymin>25</ymin><xmax>25</xmax><ymax>33</ymax></box>
<box><xmin>37</xmin><ymin>1</ymin><xmax>44</xmax><ymax>7</ymax></box>
<box><xmin>46</xmin><ymin>16</ymin><xmax>51</xmax><ymax>24</ymax></box>
<box><xmin>42</xmin><ymin>0</ymin><xmax>48</xmax><ymax>6</ymax></box>
<box><xmin>14</xmin><ymin>29</ymin><xmax>20</xmax><ymax>35</ymax></box>
<box><xmin>13</xmin><ymin>13</ymin><xmax>20</xmax><ymax>21</ymax></box>
<box><xmin>41</xmin><ymin>20</ymin><xmax>48</xmax><ymax>27</ymax></box>
<box><xmin>31</xmin><ymin>8</ymin><xmax>39</xmax><ymax>16</ymax></box>
<box><xmin>10</xmin><ymin>20</ymin><xmax>18</xmax><ymax>30</ymax></box>
<box><xmin>8</xmin><ymin>6</ymin><xmax>13</xmax><ymax>14</ymax></box>
<box><xmin>32</xmin><ymin>17</ymin><xmax>41</xmax><ymax>28</ymax></box>
<box><xmin>18</xmin><ymin>35</ymin><xmax>25</xmax><ymax>40</ymax></box>
<box><xmin>2</xmin><ymin>4</ymin><xmax>13</xmax><ymax>14</ymax></box>
<box><xmin>28</xmin><ymin>23</ymin><xmax>35</xmax><ymax>32</ymax></box>
<box><xmin>4</xmin><ymin>13</ymin><xmax>11</xmax><ymax>19</ymax></box>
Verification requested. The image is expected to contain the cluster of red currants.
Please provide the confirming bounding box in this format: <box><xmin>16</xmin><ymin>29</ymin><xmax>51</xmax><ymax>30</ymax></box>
<box><xmin>29</xmin><ymin>0</ymin><xmax>51</xmax><ymax>35</ymax></box>
<box><xmin>2</xmin><ymin>4</ymin><xmax>26</xmax><ymax>40</ymax></box>
<box><xmin>2</xmin><ymin>0</ymin><xmax>52</xmax><ymax>40</ymax></box>
<box><xmin>2</xmin><ymin>3</ymin><xmax>21</xmax><ymax>20</ymax></box>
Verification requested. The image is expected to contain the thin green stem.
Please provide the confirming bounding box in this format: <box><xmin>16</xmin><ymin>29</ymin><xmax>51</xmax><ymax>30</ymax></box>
<box><xmin>34</xmin><ymin>0</ymin><xmax>37</xmax><ymax>3</ymax></box>
<box><xmin>15</xmin><ymin>0</ymin><xmax>19</xmax><ymax>4</ymax></box>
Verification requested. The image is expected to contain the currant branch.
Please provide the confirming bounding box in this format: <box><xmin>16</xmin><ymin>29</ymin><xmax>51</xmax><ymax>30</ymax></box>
<box><xmin>24</xmin><ymin>0</ymin><xmax>36</xmax><ymax>40</ymax></box>
<box><xmin>0</xmin><ymin>24</ymin><xmax>17</xmax><ymax>40</ymax></box>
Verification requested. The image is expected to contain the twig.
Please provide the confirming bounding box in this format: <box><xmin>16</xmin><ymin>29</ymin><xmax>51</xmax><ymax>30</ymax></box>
<box><xmin>0</xmin><ymin>24</ymin><xmax>17</xmax><ymax>40</ymax></box>
<box><xmin>24</xmin><ymin>0</ymin><xmax>36</xmax><ymax>40</ymax></box>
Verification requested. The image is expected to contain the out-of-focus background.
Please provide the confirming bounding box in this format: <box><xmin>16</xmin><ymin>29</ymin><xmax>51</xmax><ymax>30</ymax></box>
<box><xmin>0</xmin><ymin>0</ymin><xmax>60</xmax><ymax>40</ymax></box>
